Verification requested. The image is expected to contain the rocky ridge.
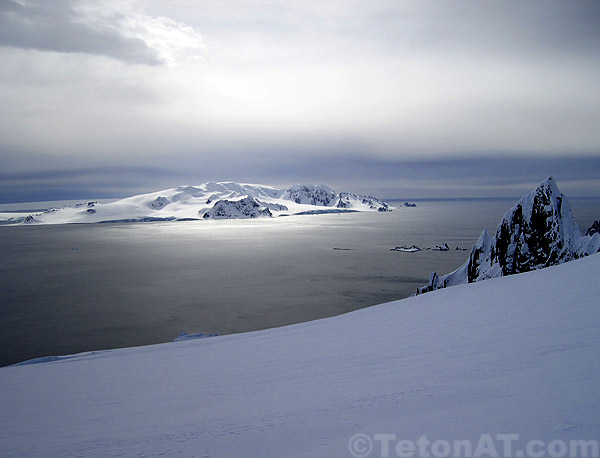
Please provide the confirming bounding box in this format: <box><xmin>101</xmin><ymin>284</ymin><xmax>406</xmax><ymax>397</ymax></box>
<box><xmin>417</xmin><ymin>177</ymin><xmax>600</xmax><ymax>294</ymax></box>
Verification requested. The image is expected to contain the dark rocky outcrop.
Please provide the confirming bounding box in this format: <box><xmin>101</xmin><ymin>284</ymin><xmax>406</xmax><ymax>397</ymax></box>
<box><xmin>337</xmin><ymin>193</ymin><xmax>391</xmax><ymax>212</ymax></box>
<box><xmin>258</xmin><ymin>201</ymin><xmax>288</xmax><ymax>212</ymax></box>
<box><xmin>416</xmin><ymin>177</ymin><xmax>600</xmax><ymax>295</ymax></box>
<box><xmin>202</xmin><ymin>197</ymin><xmax>273</xmax><ymax>219</ymax></box>
<box><xmin>587</xmin><ymin>220</ymin><xmax>600</xmax><ymax>236</ymax></box>
<box><xmin>284</xmin><ymin>184</ymin><xmax>337</xmax><ymax>206</ymax></box>
<box><xmin>283</xmin><ymin>185</ymin><xmax>392</xmax><ymax>212</ymax></box>
<box><xmin>150</xmin><ymin>196</ymin><xmax>169</xmax><ymax>209</ymax></box>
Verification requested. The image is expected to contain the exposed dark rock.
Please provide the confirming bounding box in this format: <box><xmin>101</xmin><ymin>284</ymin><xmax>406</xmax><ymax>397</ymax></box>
<box><xmin>337</xmin><ymin>192</ymin><xmax>391</xmax><ymax>212</ymax></box>
<box><xmin>285</xmin><ymin>184</ymin><xmax>337</xmax><ymax>206</ymax></box>
<box><xmin>202</xmin><ymin>197</ymin><xmax>273</xmax><ymax>219</ymax></box>
<box><xmin>258</xmin><ymin>201</ymin><xmax>288</xmax><ymax>211</ymax></box>
<box><xmin>150</xmin><ymin>196</ymin><xmax>169</xmax><ymax>209</ymax></box>
<box><xmin>587</xmin><ymin>220</ymin><xmax>600</xmax><ymax>236</ymax></box>
<box><xmin>416</xmin><ymin>177</ymin><xmax>600</xmax><ymax>295</ymax></box>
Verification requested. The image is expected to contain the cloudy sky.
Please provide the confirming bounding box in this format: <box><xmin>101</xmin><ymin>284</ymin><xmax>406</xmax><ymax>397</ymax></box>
<box><xmin>1</xmin><ymin>0</ymin><xmax>599</xmax><ymax>203</ymax></box>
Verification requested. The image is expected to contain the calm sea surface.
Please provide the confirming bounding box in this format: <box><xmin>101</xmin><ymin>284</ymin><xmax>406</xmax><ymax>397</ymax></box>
<box><xmin>1</xmin><ymin>198</ymin><xmax>598</xmax><ymax>366</ymax></box>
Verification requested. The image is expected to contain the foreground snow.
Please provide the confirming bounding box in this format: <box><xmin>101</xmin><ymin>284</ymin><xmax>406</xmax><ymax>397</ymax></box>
<box><xmin>1</xmin><ymin>182</ymin><xmax>393</xmax><ymax>225</ymax></box>
<box><xmin>1</xmin><ymin>254</ymin><xmax>599</xmax><ymax>457</ymax></box>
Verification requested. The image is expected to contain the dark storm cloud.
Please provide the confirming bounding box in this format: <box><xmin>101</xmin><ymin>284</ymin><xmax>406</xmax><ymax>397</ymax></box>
<box><xmin>229</xmin><ymin>152</ymin><xmax>600</xmax><ymax>199</ymax></box>
<box><xmin>0</xmin><ymin>0</ymin><xmax>163</xmax><ymax>65</ymax></box>
<box><xmin>0</xmin><ymin>164</ymin><xmax>173</xmax><ymax>204</ymax></box>
<box><xmin>2</xmin><ymin>145</ymin><xmax>598</xmax><ymax>204</ymax></box>
<box><xmin>0</xmin><ymin>0</ymin><xmax>599</xmax><ymax>204</ymax></box>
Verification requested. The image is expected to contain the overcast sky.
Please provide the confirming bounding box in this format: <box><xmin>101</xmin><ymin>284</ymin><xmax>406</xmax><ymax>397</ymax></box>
<box><xmin>1</xmin><ymin>0</ymin><xmax>599</xmax><ymax>203</ymax></box>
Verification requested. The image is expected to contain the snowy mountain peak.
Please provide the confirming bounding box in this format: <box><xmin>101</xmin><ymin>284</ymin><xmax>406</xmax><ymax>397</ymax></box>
<box><xmin>417</xmin><ymin>177</ymin><xmax>600</xmax><ymax>294</ymax></box>
<box><xmin>198</xmin><ymin>182</ymin><xmax>283</xmax><ymax>199</ymax></box>
<box><xmin>494</xmin><ymin>176</ymin><xmax>583</xmax><ymax>273</ymax></box>
<box><xmin>506</xmin><ymin>176</ymin><xmax>580</xmax><ymax>237</ymax></box>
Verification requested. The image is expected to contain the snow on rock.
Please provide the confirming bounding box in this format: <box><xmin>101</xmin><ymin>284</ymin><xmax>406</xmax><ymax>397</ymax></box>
<box><xmin>390</xmin><ymin>245</ymin><xmax>422</xmax><ymax>252</ymax></box>
<box><xmin>417</xmin><ymin>177</ymin><xmax>600</xmax><ymax>294</ymax></box>
<box><xmin>261</xmin><ymin>201</ymin><xmax>288</xmax><ymax>211</ymax></box>
<box><xmin>4</xmin><ymin>181</ymin><xmax>393</xmax><ymax>225</ymax></box>
<box><xmin>202</xmin><ymin>196</ymin><xmax>273</xmax><ymax>219</ymax></box>
<box><xmin>432</xmin><ymin>243</ymin><xmax>450</xmax><ymax>251</ymax></box>
<box><xmin>149</xmin><ymin>196</ymin><xmax>169</xmax><ymax>209</ymax></box>
<box><xmin>587</xmin><ymin>220</ymin><xmax>600</xmax><ymax>236</ymax></box>
<box><xmin>284</xmin><ymin>184</ymin><xmax>338</xmax><ymax>206</ymax></box>
<box><xmin>23</xmin><ymin>214</ymin><xmax>41</xmax><ymax>223</ymax></box>
<box><xmin>337</xmin><ymin>192</ymin><xmax>392</xmax><ymax>212</ymax></box>
<box><xmin>1</xmin><ymin>253</ymin><xmax>599</xmax><ymax>457</ymax></box>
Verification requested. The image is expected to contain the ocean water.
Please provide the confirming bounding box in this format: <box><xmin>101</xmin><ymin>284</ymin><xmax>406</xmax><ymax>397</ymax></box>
<box><xmin>0</xmin><ymin>198</ymin><xmax>598</xmax><ymax>367</ymax></box>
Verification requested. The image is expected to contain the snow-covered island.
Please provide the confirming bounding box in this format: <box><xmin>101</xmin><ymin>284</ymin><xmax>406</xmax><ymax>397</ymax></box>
<box><xmin>0</xmin><ymin>182</ymin><xmax>393</xmax><ymax>225</ymax></box>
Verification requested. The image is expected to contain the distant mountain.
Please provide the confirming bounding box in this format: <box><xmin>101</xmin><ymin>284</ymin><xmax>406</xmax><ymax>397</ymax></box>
<box><xmin>417</xmin><ymin>177</ymin><xmax>600</xmax><ymax>294</ymax></box>
<box><xmin>284</xmin><ymin>184</ymin><xmax>338</xmax><ymax>206</ymax></box>
<box><xmin>2</xmin><ymin>182</ymin><xmax>393</xmax><ymax>225</ymax></box>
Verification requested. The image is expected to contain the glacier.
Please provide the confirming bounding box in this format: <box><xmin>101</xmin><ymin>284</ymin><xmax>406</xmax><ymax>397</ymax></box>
<box><xmin>0</xmin><ymin>181</ymin><xmax>393</xmax><ymax>225</ymax></box>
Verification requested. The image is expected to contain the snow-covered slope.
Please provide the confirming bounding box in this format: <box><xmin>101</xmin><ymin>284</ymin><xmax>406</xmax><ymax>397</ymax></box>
<box><xmin>1</xmin><ymin>253</ymin><xmax>599</xmax><ymax>457</ymax></box>
<box><xmin>418</xmin><ymin>177</ymin><xmax>600</xmax><ymax>294</ymax></box>
<box><xmin>1</xmin><ymin>182</ymin><xmax>392</xmax><ymax>225</ymax></box>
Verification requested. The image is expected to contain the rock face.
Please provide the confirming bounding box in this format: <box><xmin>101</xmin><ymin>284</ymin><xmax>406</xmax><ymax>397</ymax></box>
<box><xmin>283</xmin><ymin>185</ymin><xmax>391</xmax><ymax>212</ymax></box>
<box><xmin>259</xmin><ymin>201</ymin><xmax>288</xmax><ymax>212</ymax></box>
<box><xmin>337</xmin><ymin>193</ymin><xmax>391</xmax><ymax>212</ymax></box>
<box><xmin>417</xmin><ymin>177</ymin><xmax>600</xmax><ymax>294</ymax></box>
<box><xmin>150</xmin><ymin>197</ymin><xmax>169</xmax><ymax>209</ymax></box>
<box><xmin>202</xmin><ymin>197</ymin><xmax>273</xmax><ymax>219</ymax></box>
<box><xmin>587</xmin><ymin>220</ymin><xmax>600</xmax><ymax>236</ymax></box>
<box><xmin>284</xmin><ymin>184</ymin><xmax>337</xmax><ymax>206</ymax></box>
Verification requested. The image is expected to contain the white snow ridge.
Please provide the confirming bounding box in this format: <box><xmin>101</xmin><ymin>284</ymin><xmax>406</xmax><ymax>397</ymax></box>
<box><xmin>1</xmin><ymin>181</ymin><xmax>392</xmax><ymax>225</ymax></box>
